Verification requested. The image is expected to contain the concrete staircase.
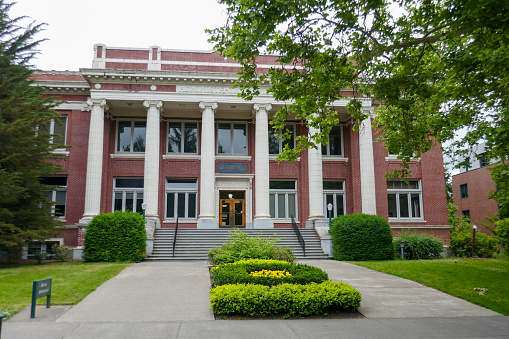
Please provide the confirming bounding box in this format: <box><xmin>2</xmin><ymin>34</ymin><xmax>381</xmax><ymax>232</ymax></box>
<box><xmin>144</xmin><ymin>228</ymin><xmax>331</xmax><ymax>261</ymax></box>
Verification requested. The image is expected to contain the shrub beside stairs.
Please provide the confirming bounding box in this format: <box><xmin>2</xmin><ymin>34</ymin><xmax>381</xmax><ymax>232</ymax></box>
<box><xmin>144</xmin><ymin>229</ymin><xmax>330</xmax><ymax>260</ymax></box>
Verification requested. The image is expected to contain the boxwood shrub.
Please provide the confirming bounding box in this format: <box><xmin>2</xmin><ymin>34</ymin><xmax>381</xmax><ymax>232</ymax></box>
<box><xmin>211</xmin><ymin>259</ymin><xmax>328</xmax><ymax>287</ymax></box>
<box><xmin>83</xmin><ymin>211</ymin><xmax>146</xmax><ymax>262</ymax></box>
<box><xmin>210</xmin><ymin>281</ymin><xmax>361</xmax><ymax>317</ymax></box>
<box><xmin>331</xmin><ymin>214</ymin><xmax>393</xmax><ymax>261</ymax></box>
<box><xmin>393</xmin><ymin>231</ymin><xmax>444</xmax><ymax>259</ymax></box>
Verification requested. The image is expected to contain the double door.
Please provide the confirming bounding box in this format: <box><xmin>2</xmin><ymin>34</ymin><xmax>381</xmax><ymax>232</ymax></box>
<box><xmin>219</xmin><ymin>191</ymin><xmax>245</xmax><ymax>228</ymax></box>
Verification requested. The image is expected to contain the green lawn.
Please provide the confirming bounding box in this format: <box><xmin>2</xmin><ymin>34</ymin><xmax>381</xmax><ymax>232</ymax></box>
<box><xmin>0</xmin><ymin>262</ymin><xmax>131</xmax><ymax>318</ymax></box>
<box><xmin>352</xmin><ymin>258</ymin><xmax>509</xmax><ymax>315</ymax></box>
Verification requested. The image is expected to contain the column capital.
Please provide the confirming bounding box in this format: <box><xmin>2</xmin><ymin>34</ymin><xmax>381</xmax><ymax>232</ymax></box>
<box><xmin>199</xmin><ymin>102</ymin><xmax>218</xmax><ymax>112</ymax></box>
<box><xmin>143</xmin><ymin>100</ymin><xmax>163</xmax><ymax>111</ymax></box>
<box><xmin>83</xmin><ymin>98</ymin><xmax>107</xmax><ymax>111</ymax></box>
<box><xmin>252</xmin><ymin>103</ymin><xmax>272</xmax><ymax>113</ymax></box>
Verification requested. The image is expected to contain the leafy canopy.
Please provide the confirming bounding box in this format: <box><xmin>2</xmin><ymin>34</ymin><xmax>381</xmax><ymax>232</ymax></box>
<box><xmin>208</xmin><ymin>0</ymin><xmax>509</xmax><ymax>214</ymax></box>
<box><xmin>0</xmin><ymin>0</ymin><xmax>63</xmax><ymax>256</ymax></box>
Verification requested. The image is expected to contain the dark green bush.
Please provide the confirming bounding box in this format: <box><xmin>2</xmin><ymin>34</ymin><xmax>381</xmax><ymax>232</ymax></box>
<box><xmin>210</xmin><ymin>280</ymin><xmax>361</xmax><ymax>317</ymax></box>
<box><xmin>211</xmin><ymin>259</ymin><xmax>328</xmax><ymax>287</ymax></box>
<box><xmin>393</xmin><ymin>231</ymin><xmax>444</xmax><ymax>260</ymax></box>
<box><xmin>494</xmin><ymin>218</ymin><xmax>509</xmax><ymax>256</ymax></box>
<box><xmin>331</xmin><ymin>214</ymin><xmax>393</xmax><ymax>261</ymax></box>
<box><xmin>207</xmin><ymin>229</ymin><xmax>296</xmax><ymax>265</ymax></box>
<box><xmin>450</xmin><ymin>230</ymin><xmax>499</xmax><ymax>258</ymax></box>
<box><xmin>83</xmin><ymin>211</ymin><xmax>146</xmax><ymax>262</ymax></box>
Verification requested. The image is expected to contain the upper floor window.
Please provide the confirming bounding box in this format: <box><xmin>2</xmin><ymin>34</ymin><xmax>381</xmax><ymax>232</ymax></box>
<box><xmin>217</xmin><ymin>122</ymin><xmax>247</xmax><ymax>155</ymax></box>
<box><xmin>39</xmin><ymin>116</ymin><xmax>67</xmax><ymax>148</ymax></box>
<box><xmin>117</xmin><ymin>120</ymin><xmax>146</xmax><ymax>153</ymax></box>
<box><xmin>168</xmin><ymin>121</ymin><xmax>198</xmax><ymax>154</ymax></box>
<box><xmin>462</xmin><ymin>210</ymin><xmax>470</xmax><ymax>221</ymax></box>
<box><xmin>269</xmin><ymin>124</ymin><xmax>295</xmax><ymax>155</ymax></box>
<box><xmin>165</xmin><ymin>179</ymin><xmax>197</xmax><ymax>220</ymax></box>
<box><xmin>322</xmin><ymin>125</ymin><xmax>343</xmax><ymax>156</ymax></box>
<box><xmin>460</xmin><ymin>184</ymin><xmax>468</xmax><ymax>198</ymax></box>
<box><xmin>41</xmin><ymin>176</ymin><xmax>67</xmax><ymax>218</ymax></box>
<box><xmin>323</xmin><ymin>180</ymin><xmax>345</xmax><ymax>218</ymax></box>
<box><xmin>270</xmin><ymin>180</ymin><xmax>297</xmax><ymax>220</ymax></box>
<box><xmin>113</xmin><ymin>178</ymin><xmax>144</xmax><ymax>213</ymax></box>
<box><xmin>479</xmin><ymin>153</ymin><xmax>489</xmax><ymax>167</ymax></box>
<box><xmin>387</xmin><ymin>180</ymin><xmax>423</xmax><ymax>220</ymax></box>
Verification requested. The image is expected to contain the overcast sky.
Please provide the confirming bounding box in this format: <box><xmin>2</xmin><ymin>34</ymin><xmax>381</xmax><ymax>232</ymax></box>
<box><xmin>10</xmin><ymin>0</ymin><xmax>227</xmax><ymax>71</ymax></box>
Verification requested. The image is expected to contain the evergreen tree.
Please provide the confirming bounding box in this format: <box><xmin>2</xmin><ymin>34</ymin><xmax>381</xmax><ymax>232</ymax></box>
<box><xmin>0</xmin><ymin>1</ymin><xmax>63</xmax><ymax>258</ymax></box>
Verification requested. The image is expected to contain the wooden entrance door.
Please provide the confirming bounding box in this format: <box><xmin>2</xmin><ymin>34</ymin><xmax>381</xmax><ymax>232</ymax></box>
<box><xmin>219</xmin><ymin>191</ymin><xmax>245</xmax><ymax>228</ymax></box>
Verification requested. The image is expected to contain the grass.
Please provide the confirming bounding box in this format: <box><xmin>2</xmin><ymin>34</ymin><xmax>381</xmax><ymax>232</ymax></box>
<box><xmin>0</xmin><ymin>262</ymin><xmax>131</xmax><ymax>318</ymax></box>
<box><xmin>352</xmin><ymin>258</ymin><xmax>509</xmax><ymax>315</ymax></box>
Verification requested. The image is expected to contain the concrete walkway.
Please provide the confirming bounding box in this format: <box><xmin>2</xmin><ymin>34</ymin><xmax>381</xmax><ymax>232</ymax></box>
<box><xmin>4</xmin><ymin>260</ymin><xmax>508</xmax><ymax>338</ymax></box>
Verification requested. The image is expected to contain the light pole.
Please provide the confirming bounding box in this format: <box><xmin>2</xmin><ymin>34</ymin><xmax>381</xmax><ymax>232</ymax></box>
<box><xmin>327</xmin><ymin>203</ymin><xmax>333</xmax><ymax>235</ymax></box>
<box><xmin>472</xmin><ymin>225</ymin><xmax>477</xmax><ymax>257</ymax></box>
<box><xmin>141</xmin><ymin>202</ymin><xmax>147</xmax><ymax>219</ymax></box>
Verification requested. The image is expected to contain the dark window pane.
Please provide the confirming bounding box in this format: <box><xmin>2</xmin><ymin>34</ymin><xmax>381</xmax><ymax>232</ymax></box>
<box><xmin>53</xmin><ymin>116</ymin><xmax>66</xmax><ymax>145</ymax></box>
<box><xmin>329</xmin><ymin>126</ymin><xmax>341</xmax><ymax>155</ymax></box>
<box><xmin>114</xmin><ymin>193</ymin><xmax>123</xmax><ymax>211</ymax></box>
<box><xmin>188</xmin><ymin>193</ymin><xmax>196</xmax><ymax>218</ymax></box>
<box><xmin>41</xmin><ymin>177</ymin><xmax>67</xmax><ymax>186</ymax></box>
<box><xmin>217</xmin><ymin>124</ymin><xmax>231</xmax><ymax>154</ymax></box>
<box><xmin>125</xmin><ymin>193</ymin><xmax>134</xmax><ymax>211</ymax></box>
<box><xmin>411</xmin><ymin>194</ymin><xmax>421</xmax><ymax>218</ymax></box>
<box><xmin>277</xmin><ymin>194</ymin><xmax>286</xmax><ymax>219</ymax></box>
<box><xmin>233</xmin><ymin>124</ymin><xmax>247</xmax><ymax>154</ymax></box>
<box><xmin>177</xmin><ymin>193</ymin><xmax>186</xmax><ymax>218</ymax></box>
<box><xmin>336</xmin><ymin>195</ymin><xmax>345</xmax><ymax>216</ymax></box>
<box><xmin>117</xmin><ymin>121</ymin><xmax>131</xmax><ymax>152</ymax></box>
<box><xmin>166</xmin><ymin>193</ymin><xmax>175</xmax><ymax>218</ymax></box>
<box><xmin>184</xmin><ymin>123</ymin><xmax>198</xmax><ymax>153</ymax></box>
<box><xmin>282</xmin><ymin>125</ymin><xmax>295</xmax><ymax>151</ymax></box>
<box><xmin>388</xmin><ymin>194</ymin><xmax>397</xmax><ymax>218</ymax></box>
<box><xmin>270</xmin><ymin>181</ymin><xmax>295</xmax><ymax>190</ymax></box>
<box><xmin>399</xmin><ymin>194</ymin><xmax>409</xmax><ymax>218</ymax></box>
<box><xmin>288</xmin><ymin>194</ymin><xmax>296</xmax><ymax>219</ymax></box>
<box><xmin>166</xmin><ymin>180</ymin><xmax>197</xmax><ymax>189</ymax></box>
<box><xmin>168</xmin><ymin>122</ymin><xmax>182</xmax><ymax>153</ymax></box>
<box><xmin>133</xmin><ymin>121</ymin><xmax>146</xmax><ymax>152</ymax></box>
<box><xmin>269</xmin><ymin>194</ymin><xmax>275</xmax><ymax>218</ymax></box>
<box><xmin>116</xmin><ymin>178</ymin><xmax>144</xmax><ymax>188</ymax></box>
<box><xmin>268</xmin><ymin>127</ymin><xmax>280</xmax><ymax>154</ymax></box>
<box><xmin>136</xmin><ymin>193</ymin><xmax>143</xmax><ymax>214</ymax></box>
<box><xmin>323</xmin><ymin>181</ymin><xmax>343</xmax><ymax>190</ymax></box>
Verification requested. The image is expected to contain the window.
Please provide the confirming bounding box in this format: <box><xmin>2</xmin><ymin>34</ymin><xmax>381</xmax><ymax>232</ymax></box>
<box><xmin>323</xmin><ymin>181</ymin><xmax>345</xmax><ymax>218</ymax></box>
<box><xmin>387</xmin><ymin>180</ymin><xmax>423</xmax><ymax>220</ymax></box>
<box><xmin>41</xmin><ymin>177</ymin><xmax>67</xmax><ymax>218</ymax></box>
<box><xmin>39</xmin><ymin>115</ymin><xmax>67</xmax><ymax>147</ymax></box>
<box><xmin>168</xmin><ymin>121</ymin><xmax>198</xmax><ymax>154</ymax></box>
<box><xmin>322</xmin><ymin>125</ymin><xmax>343</xmax><ymax>156</ymax></box>
<box><xmin>270</xmin><ymin>181</ymin><xmax>297</xmax><ymax>220</ymax></box>
<box><xmin>462</xmin><ymin>210</ymin><xmax>470</xmax><ymax>221</ymax></box>
<box><xmin>117</xmin><ymin>120</ymin><xmax>146</xmax><ymax>153</ymax></box>
<box><xmin>460</xmin><ymin>184</ymin><xmax>469</xmax><ymax>199</ymax></box>
<box><xmin>269</xmin><ymin>124</ymin><xmax>295</xmax><ymax>155</ymax></box>
<box><xmin>217</xmin><ymin>123</ymin><xmax>247</xmax><ymax>155</ymax></box>
<box><xmin>479</xmin><ymin>153</ymin><xmax>489</xmax><ymax>167</ymax></box>
<box><xmin>113</xmin><ymin>178</ymin><xmax>144</xmax><ymax>213</ymax></box>
<box><xmin>166</xmin><ymin>179</ymin><xmax>197</xmax><ymax>219</ymax></box>
<box><xmin>27</xmin><ymin>241</ymin><xmax>60</xmax><ymax>259</ymax></box>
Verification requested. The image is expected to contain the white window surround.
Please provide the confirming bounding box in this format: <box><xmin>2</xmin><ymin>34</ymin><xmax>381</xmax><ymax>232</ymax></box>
<box><xmin>269</xmin><ymin>180</ymin><xmax>298</xmax><ymax>221</ymax></box>
<box><xmin>115</xmin><ymin>119</ymin><xmax>147</xmax><ymax>154</ymax></box>
<box><xmin>23</xmin><ymin>238</ymin><xmax>64</xmax><ymax>259</ymax></box>
<box><xmin>165</xmin><ymin>179</ymin><xmax>198</xmax><ymax>220</ymax></box>
<box><xmin>387</xmin><ymin>180</ymin><xmax>423</xmax><ymax>220</ymax></box>
<box><xmin>113</xmin><ymin>178</ymin><xmax>144</xmax><ymax>213</ymax></box>
<box><xmin>216</xmin><ymin>122</ymin><xmax>248</xmax><ymax>155</ymax></box>
<box><xmin>42</xmin><ymin>176</ymin><xmax>67</xmax><ymax>220</ymax></box>
<box><xmin>39</xmin><ymin>115</ymin><xmax>67</xmax><ymax>152</ymax></box>
<box><xmin>323</xmin><ymin>180</ymin><xmax>346</xmax><ymax>218</ymax></box>
<box><xmin>322</xmin><ymin>125</ymin><xmax>344</xmax><ymax>157</ymax></box>
<box><xmin>269</xmin><ymin>123</ymin><xmax>296</xmax><ymax>155</ymax></box>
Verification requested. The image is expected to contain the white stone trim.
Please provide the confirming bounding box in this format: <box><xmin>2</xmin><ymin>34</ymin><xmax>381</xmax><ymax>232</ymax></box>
<box><xmin>307</xmin><ymin>118</ymin><xmax>325</xmax><ymax>221</ymax></box>
<box><xmin>359</xmin><ymin>110</ymin><xmax>377</xmax><ymax>214</ymax></box>
<box><xmin>110</xmin><ymin>153</ymin><xmax>145</xmax><ymax>159</ymax></box>
<box><xmin>163</xmin><ymin>154</ymin><xmax>201</xmax><ymax>160</ymax></box>
<box><xmin>322</xmin><ymin>157</ymin><xmax>349</xmax><ymax>162</ymax></box>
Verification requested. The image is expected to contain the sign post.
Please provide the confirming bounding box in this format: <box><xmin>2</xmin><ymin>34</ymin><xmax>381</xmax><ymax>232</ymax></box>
<box><xmin>31</xmin><ymin>278</ymin><xmax>52</xmax><ymax>319</ymax></box>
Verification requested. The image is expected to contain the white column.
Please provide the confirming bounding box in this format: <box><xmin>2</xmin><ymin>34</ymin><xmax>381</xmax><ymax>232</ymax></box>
<box><xmin>306</xmin><ymin>121</ymin><xmax>327</xmax><ymax>228</ymax></box>
<box><xmin>359</xmin><ymin>109</ymin><xmax>377</xmax><ymax>214</ymax></box>
<box><xmin>197</xmin><ymin>102</ymin><xmax>218</xmax><ymax>228</ymax></box>
<box><xmin>143</xmin><ymin>100</ymin><xmax>162</xmax><ymax>225</ymax></box>
<box><xmin>253</xmin><ymin>104</ymin><xmax>274</xmax><ymax>229</ymax></box>
<box><xmin>80</xmin><ymin>98</ymin><xmax>107</xmax><ymax>222</ymax></box>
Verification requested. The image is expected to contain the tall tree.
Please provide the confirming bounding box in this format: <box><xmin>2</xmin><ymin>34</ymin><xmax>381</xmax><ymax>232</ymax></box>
<box><xmin>0</xmin><ymin>1</ymin><xmax>63</xmax><ymax>257</ymax></box>
<box><xmin>208</xmin><ymin>0</ymin><xmax>509</xmax><ymax>216</ymax></box>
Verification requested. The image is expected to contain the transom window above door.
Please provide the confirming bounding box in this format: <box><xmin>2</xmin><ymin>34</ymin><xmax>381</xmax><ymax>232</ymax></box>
<box><xmin>167</xmin><ymin>121</ymin><xmax>198</xmax><ymax>154</ymax></box>
<box><xmin>117</xmin><ymin>120</ymin><xmax>146</xmax><ymax>153</ymax></box>
<box><xmin>217</xmin><ymin>122</ymin><xmax>247</xmax><ymax>155</ymax></box>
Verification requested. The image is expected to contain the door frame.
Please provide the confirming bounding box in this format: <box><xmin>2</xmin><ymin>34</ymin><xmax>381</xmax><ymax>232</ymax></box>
<box><xmin>219</xmin><ymin>191</ymin><xmax>246</xmax><ymax>228</ymax></box>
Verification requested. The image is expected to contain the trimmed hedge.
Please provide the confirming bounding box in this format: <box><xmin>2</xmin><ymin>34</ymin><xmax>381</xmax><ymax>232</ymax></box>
<box><xmin>83</xmin><ymin>211</ymin><xmax>146</xmax><ymax>262</ymax></box>
<box><xmin>331</xmin><ymin>214</ymin><xmax>393</xmax><ymax>261</ymax></box>
<box><xmin>211</xmin><ymin>259</ymin><xmax>328</xmax><ymax>287</ymax></box>
<box><xmin>393</xmin><ymin>232</ymin><xmax>444</xmax><ymax>259</ymax></box>
<box><xmin>210</xmin><ymin>281</ymin><xmax>361</xmax><ymax>317</ymax></box>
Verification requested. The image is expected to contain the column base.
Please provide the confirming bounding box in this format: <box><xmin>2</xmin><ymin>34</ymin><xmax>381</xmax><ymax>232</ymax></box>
<box><xmin>78</xmin><ymin>217</ymin><xmax>93</xmax><ymax>224</ymax></box>
<box><xmin>253</xmin><ymin>219</ymin><xmax>274</xmax><ymax>229</ymax></box>
<box><xmin>197</xmin><ymin>218</ymin><xmax>218</xmax><ymax>229</ymax></box>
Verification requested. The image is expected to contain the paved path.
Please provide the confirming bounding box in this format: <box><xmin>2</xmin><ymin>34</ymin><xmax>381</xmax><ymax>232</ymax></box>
<box><xmin>4</xmin><ymin>260</ymin><xmax>508</xmax><ymax>338</ymax></box>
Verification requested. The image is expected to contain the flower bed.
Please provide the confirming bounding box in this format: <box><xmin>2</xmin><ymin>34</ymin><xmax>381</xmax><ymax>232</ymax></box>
<box><xmin>210</xmin><ymin>259</ymin><xmax>328</xmax><ymax>287</ymax></box>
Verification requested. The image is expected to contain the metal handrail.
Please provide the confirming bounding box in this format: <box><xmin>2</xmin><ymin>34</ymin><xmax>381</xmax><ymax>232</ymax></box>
<box><xmin>291</xmin><ymin>215</ymin><xmax>305</xmax><ymax>257</ymax></box>
<box><xmin>172</xmin><ymin>216</ymin><xmax>179</xmax><ymax>258</ymax></box>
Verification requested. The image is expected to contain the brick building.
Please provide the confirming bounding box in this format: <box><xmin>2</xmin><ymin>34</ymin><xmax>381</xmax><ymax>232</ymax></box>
<box><xmin>32</xmin><ymin>44</ymin><xmax>449</xmax><ymax>258</ymax></box>
<box><xmin>452</xmin><ymin>144</ymin><xmax>498</xmax><ymax>234</ymax></box>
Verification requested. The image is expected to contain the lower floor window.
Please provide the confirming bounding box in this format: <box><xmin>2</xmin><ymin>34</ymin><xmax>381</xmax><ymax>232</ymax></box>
<box><xmin>27</xmin><ymin>241</ymin><xmax>60</xmax><ymax>259</ymax></box>
<box><xmin>114</xmin><ymin>178</ymin><xmax>144</xmax><ymax>213</ymax></box>
<box><xmin>323</xmin><ymin>181</ymin><xmax>345</xmax><ymax>218</ymax></box>
<box><xmin>166</xmin><ymin>179</ymin><xmax>197</xmax><ymax>219</ymax></box>
<box><xmin>41</xmin><ymin>177</ymin><xmax>67</xmax><ymax>218</ymax></box>
<box><xmin>270</xmin><ymin>180</ymin><xmax>297</xmax><ymax>220</ymax></box>
<box><xmin>387</xmin><ymin>180</ymin><xmax>422</xmax><ymax>219</ymax></box>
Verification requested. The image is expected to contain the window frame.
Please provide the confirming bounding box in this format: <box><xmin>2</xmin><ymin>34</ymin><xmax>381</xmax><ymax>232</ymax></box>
<box><xmin>269</xmin><ymin>123</ymin><xmax>296</xmax><ymax>155</ymax></box>
<box><xmin>460</xmin><ymin>184</ymin><xmax>469</xmax><ymax>199</ymax></box>
<box><xmin>322</xmin><ymin>125</ymin><xmax>344</xmax><ymax>157</ymax></box>
<box><xmin>323</xmin><ymin>180</ymin><xmax>346</xmax><ymax>218</ymax></box>
<box><xmin>113</xmin><ymin>178</ymin><xmax>144</xmax><ymax>213</ymax></box>
<box><xmin>165</xmin><ymin>179</ymin><xmax>198</xmax><ymax>220</ymax></box>
<box><xmin>116</xmin><ymin>119</ymin><xmax>147</xmax><ymax>154</ymax></box>
<box><xmin>39</xmin><ymin>115</ymin><xmax>67</xmax><ymax>151</ymax></box>
<box><xmin>387</xmin><ymin>180</ymin><xmax>423</xmax><ymax>220</ymax></box>
<box><xmin>167</xmin><ymin>120</ymin><xmax>199</xmax><ymax>155</ymax></box>
<box><xmin>216</xmin><ymin>122</ymin><xmax>248</xmax><ymax>156</ymax></box>
<box><xmin>43</xmin><ymin>176</ymin><xmax>67</xmax><ymax>219</ymax></box>
<box><xmin>269</xmin><ymin>180</ymin><xmax>298</xmax><ymax>220</ymax></box>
